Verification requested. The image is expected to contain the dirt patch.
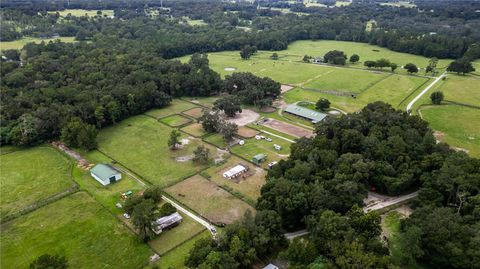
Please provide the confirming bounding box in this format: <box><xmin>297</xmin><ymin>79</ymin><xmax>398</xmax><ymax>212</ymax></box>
<box><xmin>51</xmin><ymin>141</ymin><xmax>93</xmax><ymax>170</ymax></box>
<box><xmin>273</xmin><ymin>99</ymin><xmax>288</xmax><ymax>109</ymax></box>
<box><xmin>237</xmin><ymin>126</ymin><xmax>260</xmax><ymax>138</ymax></box>
<box><xmin>260</xmin><ymin>107</ymin><xmax>276</xmax><ymax>113</ymax></box>
<box><xmin>259</xmin><ymin>118</ymin><xmax>314</xmax><ymax>138</ymax></box>
<box><xmin>176</xmin><ymin>155</ymin><xmax>193</xmax><ymax>162</ymax></box>
<box><xmin>281</xmin><ymin>84</ymin><xmax>294</xmax><ymax>93</ymax></box>
<box><xmin>182</xmin><ymin>107</ymin><xmax>204</xmax><ymax>119</ymax></box>
<box><xmin>225</xmin><ymin>109</ymin><xmax>260</xmax><ymax>126</ymax></box>
<box><xmin>165</xmin><ymin>175</ymin><xmax>254</xmax><ymax>225</ymax></box>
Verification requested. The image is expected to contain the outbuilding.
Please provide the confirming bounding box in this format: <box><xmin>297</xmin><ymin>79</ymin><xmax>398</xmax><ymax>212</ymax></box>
<box><xmin>152</xmin><ymin>212</ymin><xmax>183</xmax><ymax>234</ymax></box>
<box><xmin>90</xmin><ymin>164</ymin><xmax>122</xmax><ymax>186</ymax></box>
<box><xmin>251</xmin><ymin>154</ymin><xmax>267</xmax><ymax>165</ymax></box>
<box><xmin>284</xmin><ymin>104</ymin><xmax>327</xmax><ymax>123</ymax></box>
<box><xmin>263</xmin><ymin>264</ymin><xmax>279</xmax><ymax>269</ymax></box>
<box><xmin>223</xmin><ymin>164</ymin><xmax>249</xmax><ymax>179</ymax></box>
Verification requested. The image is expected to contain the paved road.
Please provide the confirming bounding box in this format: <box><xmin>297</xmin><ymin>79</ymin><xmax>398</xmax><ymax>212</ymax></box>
<box><xmin>363</xmin><ymin>191</ymin><xmax>419</xmax><ymax>212</ymax></box>
<box><xmin>406</xmin><ymin>72</ymin><xmax>446</xmax><ymax>113</ymax></box>
<box><xmin>161</xmin><ymin>195</ymin><xmax>217</xmax><ymax>236</ymax></box>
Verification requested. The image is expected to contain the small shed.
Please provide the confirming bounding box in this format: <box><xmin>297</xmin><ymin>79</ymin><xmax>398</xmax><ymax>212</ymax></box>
<box><xmin>223</xmin><ymin>164</ymin><xmax>249</xmax><ymax>179</ymax></box>
<box><xmin>251</xmin><ymin>154</ymin><xmax>267</xmax><ymax>165</ymax></box>
<box><xmin>90</xmin><ymin>164</ymin><xmax>122</xmax><ymax>186</ymax></box>
<box><xmin>263</xmin><ymin>264</ymin><xmax>279</xmax><ymax>269</ymax></box>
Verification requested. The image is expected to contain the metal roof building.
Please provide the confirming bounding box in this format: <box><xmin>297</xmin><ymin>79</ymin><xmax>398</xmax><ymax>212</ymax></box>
<box><xmin>223</xmin><ymin>164</ymin><xmax>248</xmax><ymax>179</ymax></box>
<box><xmin>90</xmin><ymin>164</ymin><xmax>122</xmax><ymax>186</ymax></box>
<box><xmin>284</xmin><ymin>104</ymin><xmax>327</xmax><ymax>123</ymax></box>
<box><xmin>152</xmin><ymin>212</ymin><xmax>183</xmax><ymax>234</ymax></box>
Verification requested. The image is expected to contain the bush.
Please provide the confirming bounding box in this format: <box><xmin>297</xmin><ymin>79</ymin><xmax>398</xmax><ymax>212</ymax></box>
<box><xmin>430</xmin><ymin>91</ymin><xmax>444</xmax><ymax>105</ymax></box>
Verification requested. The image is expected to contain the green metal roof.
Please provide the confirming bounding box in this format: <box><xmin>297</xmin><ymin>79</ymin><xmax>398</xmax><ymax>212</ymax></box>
<box><xmin>284</xmin><ymin>104</ymin><xmax>327</xmax><ymax>123</ymax></box>
<box><xmin>252</xmin><ymin>154</ymin><xmax>266</xmax><ymax>160</ymax></box>
<box><xmin>90</xmin><ymin>164</ymin><xmax>119</xmax><ymax>180</ymax></box>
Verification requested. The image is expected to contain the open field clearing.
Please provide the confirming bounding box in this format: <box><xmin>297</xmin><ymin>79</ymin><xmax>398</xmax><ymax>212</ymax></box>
<box><xmin>380</xmin><ymin>1</ymin><xmax>416</xmax><ymax>8</ymax></box>
<box><xmin>0</xmin><ymin>146</ymin><xmax>74</xmax><ymax>219</ymax></box>
<box><xmin>204</xmin><ymin>133</ymin><xmax>228</xmax><ymax>148</ymax></box>
<box><xmin>181</xmin><ymin>123</ymin><xmax>208</xmax><ymax>137</ymax></box>
<box><xmin>303</xmin><ymin>68</ymin><xmax>390</xmax><ymax>93</ymax></box>
<box><xmin>231</xmin><ymin>136</ymin><xmax>291</xmax><ymax>168</ymax></box>
<box><xmin>48</xmin><ymin>9</ymin><xmax>114</xmax><ymax>17</ymax></box>
<box><xmin>183</xmin><ymin>96</ymin><xmax>219</xmax><ymax>107</ymax></box>
<box><xmin>96</xmin><ymin>115</ymin><xmax>218</xmax><ymax>187</ymax></box>
<box><xmin>149</xmin><ymin>230</ymin><xmax>211</xmax><ymax>269</ymax></box>
<box><xmin>182</xmin><ymin>107</ymin><xmax>205</xmax><ymax>118</ymax></box>
<box><xmin>160</xmin><ymin>114</ymin><xmax>192</xmax><ymax>127</ymax></box>
<box><xmin>165</xmin><ymin>175</ymin><xmax>254</xmax><ymax>225</ymax></box>
<box><xmin>145</xmin><ymin>99</ymin><xmax>199</xmax><ymax>119</ymax></box>
<box><xmin>284</xmin><ymin>74</ymin><xmax>430</xmax><ymax>113</ymax></box>
<box><xmin>72</xmin><ymin>150</ymin><xmax>145</xmax><ymax>214</ymax></box>
<box><xmin>429</xmin><ymin>75</ymin><xmax>480</xmax><ymax>106</ymax></box>
<box><xmin>149</xmin><ymin>210</ymin><xmax>205</xmax><ymax>255</ymax></box>
<box><xmin>237</xmin><ymin>126</ymin><xmax>260</xmax><ymax>138</ymax></box>
<box><xmin>0</xmin><ymin>192</ymin><xmax>152</xmax><ymax>269</ymax></box>
<box><xmin>420</xmin><ymin>105</ymin><xmax>480</xmax><ymax>157</ymax></box>
<box><xmin>202</xmin><ymin>155</ymin><xmax>267</xmax><ymax>203</ymax></box>
<box><xmin>0</xmin><ymin>37</ymin><xmax>76</xmax><ymax>50</ymax></box>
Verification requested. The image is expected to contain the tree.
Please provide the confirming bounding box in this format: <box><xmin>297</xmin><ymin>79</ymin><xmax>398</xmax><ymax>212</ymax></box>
<box><xmin>219</xmin><ymin>122</ymin><xmax>238</xmax><ymax>142</ymax></box>
<box><xmin>404</xmin><ymin>63</ymin><xmax>418</xmax><ymax>74</ymax></box>
<box><xmin>426</xmin><ymin>57</ymin><xmax>438</xmax><ymax>74</ymax></box>
<box><xmin>158</xmin><ymin>203</ymin><xmax>176</xmax><ymax>217</ymax></box>
<box><xmin>390</xmin><ymin>63</ymin><xmax>398</xmax><ymax>72</ymax></box>
<box><xmin>271</xmin><ymin>53</ymin><xmax>279</xmax><ymax>60</ymax></box>
<box><xmin>303</xmin><ymin>55</ymin><xmax>311</xmax><ymax>62</ymax></box>
<box><xmin>375</xmin><ymin>58</ymin><xmax>391</xmax><ymax>69</ymax></box>
<box><xmin>29</xmin><ymin>254</ymin><xmax>68</xmax><ymax>269</ymax></box>
<box><xmin>240</xmin><ymin>45</ymin><xmax>257</xmax><ymax>60</ymax></box>
<box><xmin>349</xmin><ymin>54</ymin><xmax>359</xmax><ymax>63</ymax></box>
<box><xmin>131</xmin><ymin>199</ymin><xmax>157</xmax><ymax>242</ymax></box>
<box><xmin>213</xmin><ymin>96</ymin><xmax>242</xmax><ymax>117</ymax></box>
<box><xmin>281</xmin><ymin>238</ymin><xmax>318</xmax><ymax>266</ymax></box>
<box><xmin>315</xmin><ymin>98</ymin><xmax>331</xmax><ymax>111</ymax></box>
<box><xmin>364</xmin><ymin>61</ymin><xmax>376</xmax><ymax>68</ymax></box>
<box><xmin>60</xmin><ymin>118</ymin><xmax>98</xmax><ymax>151</ymax></box>
<box><xmin>447</xmin><ymin>58</ymin><xmax>475</xmax><ymax>75</ymax></box>
<box><xmin>168</xmin><ymin>130</ymin><xmax>181</xmax><ymax>150</ymax></box>
<box><xmin>430</xmin><ymin>91</ymin><xmax>444</xmax><ymax>105</ymax></box>
<box><xmin>199</xmin><ymin>110</ymin><xmax>222</xmax><ymax>133</ymax></box>
<box><xmin>193</xmin><ymin>145</ymin><xmax>210</xmax><ymax>164</ymax></box>
<box><xmin>323</xmin><ymin>50</ymin><xmax>347</xmax><ymax>65</ymax></box>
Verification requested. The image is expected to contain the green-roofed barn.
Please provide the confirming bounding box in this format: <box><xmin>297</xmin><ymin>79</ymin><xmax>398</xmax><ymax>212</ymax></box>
<box><xmin>90</xmin><ymin>164</ymin><xmax>122</xmax><ymax>186</ymax></box>
<box><xmin>251</xmin><ymin>154</ymin><xmax>267</xmax><ymax>165</ymax></box>
<box><xmin>284</xmin><ymin>104</ymin><xmax>327</xmax><ymax>123</ymax></box>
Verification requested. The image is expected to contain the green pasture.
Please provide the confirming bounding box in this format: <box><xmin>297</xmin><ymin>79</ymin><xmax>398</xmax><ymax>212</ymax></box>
<box><xmin>72</xmin><ymin>150</ymin><xmax>145</xmax><ymax>214</ymax></box>
<box><xmin>160</xmin><ymin>114</ymin><xmax>192</xmax><ymax>127</ymax></box>
<box><xmin>181</xmin><ymin>123</ymin><xmax>209</xmax><ymax>137</ymax></box>
<box><xmin>380</xmin><ymin>1</ymin><xmax>416</xmax><ymax>8</ymax></box>
<box><xmin>145</xmin><ymin>99</ymin><xmax>199</xmax><ymax>119</ymax></box>
<box><xmin>0</xmin><ymin>37</ymin><xmax>76</xmax><ymax>51</ymax></box>
<box><xmin>0</xmin><ymin>192</ymin><xmax>152</xmax><ymax>269</ymax></box>
<box><xmin>148</xmin><ymin>230</ymin><xmax>211</xmax><ymax>269</ymax></box>
<box><xmin>48</xmin><ymin>9</ymin><xmax>114</xmax><ymax>17</ymax></box>
<box><xmin>182</xmin><ymin>96</ymin><xmax>219</xmax><ymax>108</ymax></box>
<box><xmin>420</xmin><ymin>105</ymin><xmax>480</xmax><ymax>157</ymax></box>
<box><xmin>231</xmin><ymin>136</ymin><xmax>291</xmax><ymax>168</ymax></box>
<box><xmin>149</xmin><ymin>210</ymin><xmax>205</xmax><ymax>255</ymax></box>
<box><xmin>0</xmin><ymin>146</ymin><xmax>73</xmax><ymax>218</ymax></box>
<box><xmin>430</xmin><ymin>75</ymin><xmax>480</xmax><ymax>106</ymax></box>
<box><xmin>96</xmin><ymin>115</ymin><xmax>214</xmax><ymax>187</ymax></box>
<box><xmin>184</xmin><ymin>17</ymin><xmax>207</xmax><ymax>26</ymax></box>
<box><xmin>204</xmin><ymin>133</ymin><xmax>228</xmax><ymax>148</ymax></box>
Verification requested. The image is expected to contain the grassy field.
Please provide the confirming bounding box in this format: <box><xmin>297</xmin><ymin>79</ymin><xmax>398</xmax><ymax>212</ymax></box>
<box><xmin>49</xmin><ymin>9</ymin><xmax>114</xmax><ymax>17</ymax></box>
<box><xmin>181</xmin><ymin>123</ymin><xmax>209</xmax><ymax>137</ymax></box>
<box><xmin>202</xmin><ymin>155</ymin><xmax>267</xmax><ymax>203</ymax></box>
<box><xmin>96</xmin><ymin>115</ymin><xmax>215</xmax><ymax>187</ymax></box>
<box><xmin>0</xmin><ymin>146</ymin><xmax>74</xmax><ymax>218</ymax></box>
<box><xmin>382</xmin><ymin>211</ymin><xmax>403</xmax><ymax>265</ymax></box>
<box><xmin>420</xmin><ymin>105</ymin><xmax>480</xmax><ymax>157</ymax></box>
<box><xmin>182</xmin><ymin>96</ymin><xmax>219</xmax><ymax>108</ymax></box>
<box><xmin>165</xmin><ymin>175</ymin><xmax>254</xmax><ymax>225</ymax></box>
<box><xmin>145</xmin><ymin>99</ymin><xmax>199</xmax><ymax>119</ymax></box>
<box><xmin>203</xmin><ymin>133</ymin><xmax>228</xmax><ymax>148</ymax></box>
<box><xmin>0</xmin><ymin>37</ymin><xmax>76</xmax><ymax>50</ymax></box>
<box><xmin>380</xmin><ymin>1</ymin><xmax>416</xmax><ymax>8</ymax></box>
<box><xmin>148</xmin><ymin>230</ymin><xmax>211</xmax><ymax>269</ymax></box>
<box><xmin>72</xmin><ymin>150</ymin><xmax>146</xmax><ymax>214</ymax></box>
<box><xmin>231</xmin><ymin>136</ymin><xmax>291</xmax><ymax>168</ymax></box>
<box><xmin>160</xmin><ymin>114</ymin><xmax>192</xmax><ymax>127</ymax></box>
<box><xmin>0</xmin><ymin>192</ymin><xmax>152</xmax><ymax>269</ymax></box>
<box><xmin>148</xmin><ymin>210</ymin><xmax>205</xmax><ymax>255</ymax></box>
<box><xmin>182</xmin><ymin>107</ymin><xmax>205</xmax><ymax>118</ymax></box>
<box><xmin>429</xmin><ymin>75</ymin><xmax>480</xmax><ymax>106</ymax></box>
<box><xmin>183</xmin><ymin>17</ymin><xmax>207</xmax><ymax>26</ymax></box>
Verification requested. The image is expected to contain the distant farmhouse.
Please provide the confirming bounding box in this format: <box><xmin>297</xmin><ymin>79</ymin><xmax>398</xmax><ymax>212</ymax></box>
<box><xmin>152</xmin><ymin>212</ymin><xmax>183</xmax><ymax>234</ymax></box>
<box><xmin>284</xmin><ymin>104</ymin><xmax>327</xmax><ymax>123</ymax></box>
<box><xmin>90</xmin><ymin>164</ymin><xmax>122</xmax><ymax>186</ymax></box>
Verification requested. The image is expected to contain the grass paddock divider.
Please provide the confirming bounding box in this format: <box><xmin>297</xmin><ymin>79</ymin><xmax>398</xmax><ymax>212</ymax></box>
<box><xmin>154</xmin><ymin>228</ymin><xmax>207</xmax><ymax>257</ymax></box>
<box><xmin>396</xmin><ymin>78</ymin><xmax>432</xmax><ymax>108</ymax></box>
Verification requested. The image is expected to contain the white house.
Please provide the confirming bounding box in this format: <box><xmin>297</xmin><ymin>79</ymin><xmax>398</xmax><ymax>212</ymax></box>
<box><xmin>90</xmin><ymin>164</ymin><xmax>122</xmax><ymax>186</ymax></box>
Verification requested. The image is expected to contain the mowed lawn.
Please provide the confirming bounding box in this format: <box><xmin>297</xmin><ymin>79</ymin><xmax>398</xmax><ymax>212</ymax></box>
<box><xmin>145</xmin><ymin>99</ymin><xmax>199</xmax><ymax>119</ymax></box>
<box><xmin>0</xmin><ymin>192</ymin><xmax>152</xmax><ymax>269</ymax></box>
<box><xmin>430</xmin><ymin>75</ymin><xmax>480</xmax><ymax>106</ymax></box>
<box><xmin>231</xmin><ymin>136</ymin><xmax>291</xmax><ymax>168</ymax></box>
<box><xmin>160</xmin><ymin>114</ymin><xmax>192</xmax><ymax>127</ymax></box>
<box><xmin>202</xmin><ymin>155</ymin><xmax>267</xmax><ymax>203</ymax></box>
<box><xmin>96</xmin><ymin>115</ymin><xmax>214</xmax><ymax>187</ymax></box>
<box><xmin>165</xmin><ymin>175</ymin><xmax>254</xmax><ymax>225</ymax></box>
<box><xmin>0</xmin><ymin>37</ymin><xmax>76</xmax><ymax>50</ymax></box>
<box><xmin>181</xmin><ymin>123</ymin><xmax>208</xmax><ymax>137</ymax></box>
<box><xmin>0</xmin><ymin>146</ymin><xmax>74</xmax><ymax>218</ymax></box>
<box><xmin>420</xmin><ymin>105</ymin><xmax>480</xmax><ymax>157</ymax></box>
